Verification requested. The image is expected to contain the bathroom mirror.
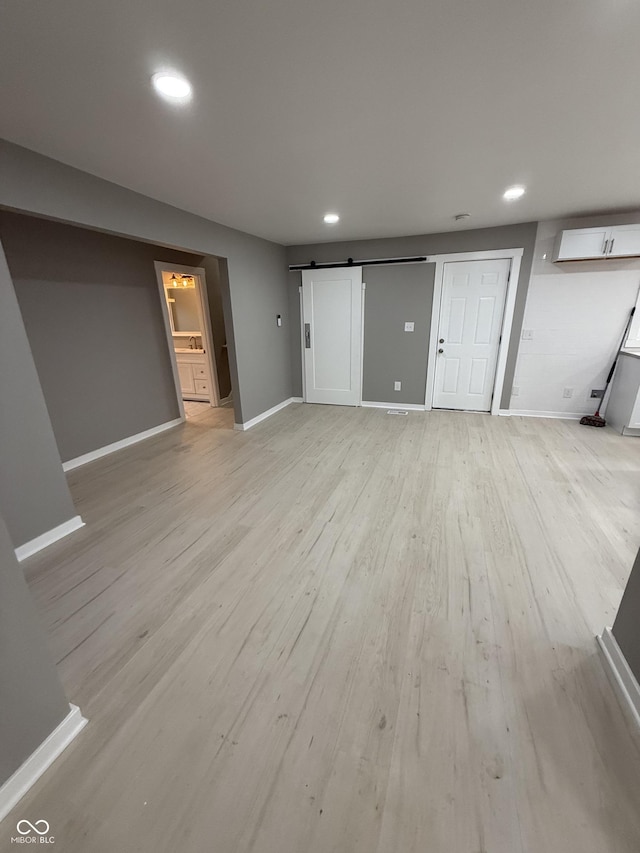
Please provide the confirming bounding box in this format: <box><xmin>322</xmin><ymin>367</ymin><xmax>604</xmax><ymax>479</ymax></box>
<box><xmin>165</xmin><ymin>284</ymin><xmax>201</xmax><ymax>335</ymax></box>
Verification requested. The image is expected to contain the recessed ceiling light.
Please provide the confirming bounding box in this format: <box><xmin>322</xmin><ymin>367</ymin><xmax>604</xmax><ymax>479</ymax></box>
<box><xmin>503</xmin><ymin>185</ymin><xmax>526</xmax><ymax>201</ymax></box>
<box><xmin>151</xmin><ymin>72</ymin><xmax>193</xmax><ymax>102</ymax></box>
<box><xmin>323</xmin><ymin>213</ymin><xmax>340</xmax><ymax>224</ymax></box>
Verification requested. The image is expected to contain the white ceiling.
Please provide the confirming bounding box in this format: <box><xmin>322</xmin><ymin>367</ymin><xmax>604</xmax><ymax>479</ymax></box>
<box><xmin>1</xmin><ymin>0</ymin><xmax>639</xmax><ymax>245</ymax></box>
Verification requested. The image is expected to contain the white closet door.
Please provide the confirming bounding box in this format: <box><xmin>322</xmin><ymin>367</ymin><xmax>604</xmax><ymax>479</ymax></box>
<box><xmin>302</xmin><ymin>267</ymin><xmax>363</xmax><ymax>406</ymax></box>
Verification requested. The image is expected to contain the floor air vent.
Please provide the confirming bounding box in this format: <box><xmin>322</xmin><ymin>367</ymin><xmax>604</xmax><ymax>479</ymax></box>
<box><xmin>387</xmin><ymin>409</ymin><xmax>409</xmax><ymax>416</ymax></box>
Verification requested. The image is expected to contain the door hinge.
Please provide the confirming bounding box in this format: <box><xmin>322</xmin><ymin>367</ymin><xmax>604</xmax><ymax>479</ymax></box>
<box><xmin>362</xmin><ymin>282</ymin><xmax>366</xmax><ymax>290</ymax></box>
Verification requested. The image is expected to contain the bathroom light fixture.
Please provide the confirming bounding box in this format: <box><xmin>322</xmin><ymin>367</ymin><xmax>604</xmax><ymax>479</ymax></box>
<box><xmin>167</xmin><ymin>273</ymin><xmax>195</xmax><ymax>288</ymax></box>
<box><xmin>503</xmin><ymin>185</ymin><xmax>526</xmax><ymax>201</ymax></box>
<box><xmin>323</xmin><ymin>213</ymin><xmax>340</xmax><ymax>224</ymax></box>
<box><xmin>152</xmin><ymin>72</ymin><xmax>193</xmax><ymax>103</ymax></box>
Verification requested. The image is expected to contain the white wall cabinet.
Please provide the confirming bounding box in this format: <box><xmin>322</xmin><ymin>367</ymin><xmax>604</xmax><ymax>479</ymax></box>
<box><xmin>553</xmin><ymin>224</ymin><xmax>640</xmax><ymax>261</ymax></box>
<box><xmin>176</xmin><ymin>352</ymin><xmax>210</xmax><ymax>401</ymax></box>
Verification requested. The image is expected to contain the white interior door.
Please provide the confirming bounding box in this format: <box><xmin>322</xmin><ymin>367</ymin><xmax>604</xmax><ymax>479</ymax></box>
<box><xmin>433</xmin><ymin>259</ymin><xmax>511</xmax><ymax>412</ymax></box>
<box><xmin>302</xmin><ymin>267</ymin><xmax>363</xmax><ymax>406</ymax></box>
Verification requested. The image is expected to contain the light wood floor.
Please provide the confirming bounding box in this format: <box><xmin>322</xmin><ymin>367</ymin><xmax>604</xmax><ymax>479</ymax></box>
<box><xmin>183</xmin><ymin>400</ymin><xmax>214</xmax><ymax>419</ymax></box>
<box><xmin>4</xmin><ymin>405</ymin><xmax>640</xmax><ymax>852</ymax></box>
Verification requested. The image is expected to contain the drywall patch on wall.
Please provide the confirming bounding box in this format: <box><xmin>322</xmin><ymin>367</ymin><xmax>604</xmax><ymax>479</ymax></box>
<box><xmin>512</xmin><ymin>216</ymin><xmax>640</xmax><ymax>416</ymax></box>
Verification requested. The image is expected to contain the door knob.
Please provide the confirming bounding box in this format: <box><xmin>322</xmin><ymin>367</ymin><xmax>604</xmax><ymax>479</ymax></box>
<box><xmin>439</xmin><ymin>338</ymin><xmax>445</xmax><ymax>343</ymax></box>
<box><xmin>438</xmin><ymin>348</ymin><xmax>444</xmax><ymax>354</ymax></box>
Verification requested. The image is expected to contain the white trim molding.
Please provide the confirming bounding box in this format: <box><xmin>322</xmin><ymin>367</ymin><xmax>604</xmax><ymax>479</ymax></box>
<box><xmin>15</xmin><ymin>516</ymin><xmax>85</xmax><ymax>562</ymax></box>
<box><xmin>597</xmin><ymin>627</ymin><xmax>640</xmax><ymax>731</ymax></box>
<box><xmin>500</xmin><ymin>409</ymin><xmax>592</xmax><ymax>420</ymax></box>
<box><xmin>62</xmin><ymin>419</ymin><xmax>183</xmax><ymax>472</ymax></box>
<box><xmin>234</xmin><ymin>397</ymin><xmax>302</xmax><ymax>431</ymax></box>
<box><xmin>362</xmin><ymin>401</ymin><xmax>426</xmax><ymax>411</ymax></box>
<box><xmin>0</xmin><ymin>704</ymin><xmax>88</xmax><ymax>823</ymax></box>
<box><xmin>424</xmin><ymin>248</ymin><xmax>524</xmax><ymax>416</ymax></box>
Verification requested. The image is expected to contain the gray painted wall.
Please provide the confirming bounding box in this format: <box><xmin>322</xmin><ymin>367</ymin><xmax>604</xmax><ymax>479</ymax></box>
<box><xmin>362</xmin><ymin>264</ymin><xmax>435</xmax><ymax>405</ymax></box>
<box><xmin>613</xmin><ymin>547</ymin><xmax>640</xmax><ymax>682</ymax></box>
<box><xmin>0</xmin><ymin>139</ymin><xmax>292</xmax><ymax>425</ymax></box>
<box><xmin>1</xmin><ymin>211</ymin><xmax>200</xmax><ymax>463</ymax></box>
<box><xmin>0</xmin><ymin>512</ymin><xmax>70</xmax><ymax>785</ymax></box>
<box><xmin>0</xmin><ymin>239</ymin><xmax>77</xmax><ymax>547</ymax></box>
<box><xmin>199</xmin><ymin>256</ymin><xmax>233</xmax><ymax>399</ymax></box>
<box><xmin>287</xmin><ymin>222</ymin><xmax>537</xmax><ymax>407</ymax></box>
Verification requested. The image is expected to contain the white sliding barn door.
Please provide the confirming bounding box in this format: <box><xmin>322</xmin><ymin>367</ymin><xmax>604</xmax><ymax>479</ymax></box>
<box><xmin>302</xmin><ymin>267</ymin><xmax>363</xmax><ymax>406</ymax></box>
<box><xmin>433</xmin><ymin>258</ymin><xmax>510</xmax><ymax>411</ymax></box>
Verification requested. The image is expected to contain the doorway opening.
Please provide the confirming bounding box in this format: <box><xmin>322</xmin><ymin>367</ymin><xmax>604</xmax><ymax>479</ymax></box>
<box><xmin>155</xmin><ymin>261</ymin><xmax>232</xmax><ymax>423</ymax></box>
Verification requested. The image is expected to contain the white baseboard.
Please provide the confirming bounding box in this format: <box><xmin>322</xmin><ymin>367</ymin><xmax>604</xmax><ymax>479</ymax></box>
<box><xmin>361</xmin><ymin>401</ymin><xmax>426</xmax><ymax>411</ymax></box>
<box><xmin>500</xmin><ymin>409</ymin><xmax>592</xmax><ymax>420</ymax></box>
<box><xmin>15</xmin><ymin>515</ymin><xmax>85</xmax><ymax>563</ymax></box>
<box><xmin>62</xmin><ymin>418</ymin><xmax>183</xmax><ymax>472</ymax></box>
<box><xmin>597</xmin><ymin>627</ymin><xmax>640</xmax><ymax>731</ymax></box>
<box><xmin>234</xmin><ymin>397</ymin><xmax>301</xmax><ymax>431</ymax></box>
<box><xmin>0</xmin><ymin>704</ymin><xmax>87</xmax><ymax>824</ymax></box>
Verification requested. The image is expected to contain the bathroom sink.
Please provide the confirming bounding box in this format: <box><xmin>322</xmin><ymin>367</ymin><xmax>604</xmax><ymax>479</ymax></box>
<box><xmin>174</xmin><ymin>347</ymin><xmax>204</xmax><ymax>354</ymax></box>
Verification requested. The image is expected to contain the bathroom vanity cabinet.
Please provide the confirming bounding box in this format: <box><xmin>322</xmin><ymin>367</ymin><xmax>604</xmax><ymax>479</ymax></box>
<box><xmin>175</xmin><ymin>350</ymin><xmax>210</xmax><ymax>401</ymax></box>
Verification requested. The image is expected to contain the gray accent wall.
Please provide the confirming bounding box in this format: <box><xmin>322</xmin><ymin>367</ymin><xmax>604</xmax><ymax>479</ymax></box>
<box><xmin>199</xmin><ymin>256</ymin><xmax>233</xmax><ymax>399</ymax></box>
<box><xmin>0</xmin><ymin>512</ymin><xmax>70</xmax><ymax>786</ymax></box>
<box><xmin>612</xmin><ymin>547</ymin><xmax>640</xmax><ymax>682</ymax></box>
<box><xmin>0</xmin><ymin>139</ymin><xmax>292</xmax><ymax>426</ymax></box>
<box><xmin>0</xmin><ymin>211</ymin><xmax>199</xmax><ymax>463</ymax></box>
<box><xmin>287</xmin><ymin>222</ymin><xmax>537</xmax><ymax>407</ymax></box>
<box><xmin>362</xmin><ymin>264</ymin><xmax>435</xmax><ymax>405</ymax></box>
<box><xmin>0</xmin><ymin>239</ymin><xmax>77</xmax><ymax>547</ymax></box>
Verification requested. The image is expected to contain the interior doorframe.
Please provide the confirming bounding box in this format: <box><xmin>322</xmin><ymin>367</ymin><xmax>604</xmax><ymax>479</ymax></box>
<box><xmin>154</xmin><ymin>262</ymin><xmax>221</xmax><ymax>415</ymax></box>
<box><xmin>424</xmin><ymin>248</ymin><xmax>524</xmax><ymax>416</ymax></box>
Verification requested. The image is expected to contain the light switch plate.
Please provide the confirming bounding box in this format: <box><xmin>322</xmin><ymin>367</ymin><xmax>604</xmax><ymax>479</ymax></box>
<box><xmin>404</xmin><ymin>322</ymin><xmax>415</xmax><ymax>332</ymax></box>
<box><xmin>394</xmin><ymin>381</ymin><xmax>402</xmax><ymax>391</ymax></box>
<box><xmin>521</xmin><ymin>329</ymin><xmax>534</xmax><ymax>341</ymax></box>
